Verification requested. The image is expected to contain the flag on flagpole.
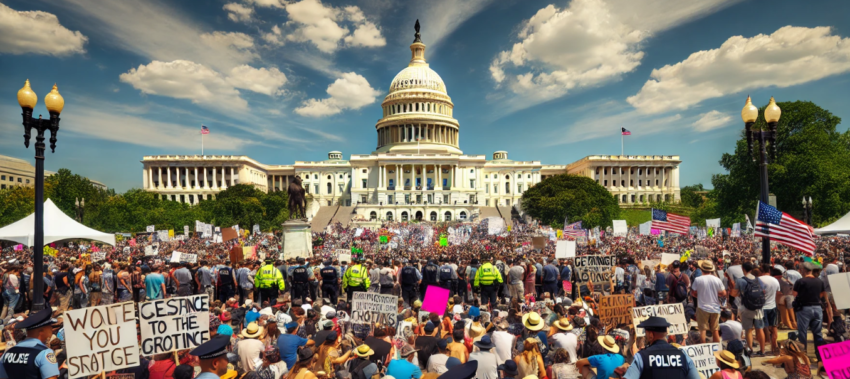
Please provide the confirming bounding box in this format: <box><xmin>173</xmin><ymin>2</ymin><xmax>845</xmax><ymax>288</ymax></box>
<box><xmin>201</xmin><ymin>125</ymin><xmax>210</xmax><ymax>134</ymax></box>
<box><xmin>651</xmin><ymin>208</ymin><xmax>690</xmax><ymax>235</ymax></box>
<box><xmin>745</xmin><ymin>214</ymin><xmax>754</xmax><ymax>232</ymax></box>
<box><xmin>621</xmin><ymin>127</ymin><xmax>632</xmax><ymax>136</ymax></box>
<box><xmin>563</xmin><ymin>221</ymin><xmax>586</xmax><ymax>238</ymax></box>
<box><xmin>754</xmin><ymin>201</ymin><xmax>816</xmax><ymax>255</ymax></box>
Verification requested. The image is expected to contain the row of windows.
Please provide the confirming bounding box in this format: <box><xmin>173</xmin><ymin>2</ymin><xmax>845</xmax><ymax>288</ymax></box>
<box><xmin>384</xmin><ymin>102</ymin><xmax>452</xmax><ymax>117</ymax></box>
<box><xmin>597</xmin><ymin>167</ymin><xmax>663</xmax><ymax>175</ymax></box>
<box><xmin>618</xmin><ymin>194</ymin><xmax>672</xmax><ymax>203</ymax></box>
<box><xmin>484</xmin><ymin>183</ymin><xmax>523</xmax><ymax>194</ymax></box>
<box><xmin>0</xmin><ymin>175</ymin><xmax>27</xmax><ymax>184</ymax></box>
<box><xmin>483</xmin><ymin>174</ymin><xmax>533</xmax><ymax>179</ymax></box>
<box><xmin>598</xmin><ymin>179</ymin><xmax>662</xmax><ymax>187</ymax></box>
<box><xmin>373</xmin><ymin>210</ymin><xmax>467</xmax><ymax>222</ymax></box>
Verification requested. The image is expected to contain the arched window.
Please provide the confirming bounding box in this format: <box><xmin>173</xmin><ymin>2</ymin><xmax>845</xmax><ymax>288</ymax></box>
<box><xmin>459</xmin><ymin>211</ymin><xmax>467</xmax><ymax>220</ymax></box>
<box><xmin>505</xmin><ymin>175</ymin><xmax>510</xmax><ymax>179</ymax></box>
<box><xmin>326</xmin><ymin>183</ymin><xmax>332</xmax><ymax>194</ymax></box>
<box><xmin>387</xmin><ymin>212</ymin><xmax>394</xmax><ymax>221</ymax></box>
<box><xmin>313</xmin><ymin>174</ymin><xmax>318</xmax><ymax>180</ymax></box>
<box><xmin>430</xmin><ymin>211</ymin><xmax>437</xmax><ymax>221</ymax></box>
<box><xmin>370</xmin><ymin>211</ymin><xmax>377</xmax><ymax>220</ymax></box>
<box><xmin>621</xmin><ymin>195</ymin><xmax>627</xmax><ymax>203</ymax></box>
<box><xmin>401</xmin><ymin>211</ymin><xmax>409</xmax><ymax>221</ymax></box>
<box><xmin>444</xmin><ymin>211</ymin><xmax>452</xmax><ymax>221</ymax></box>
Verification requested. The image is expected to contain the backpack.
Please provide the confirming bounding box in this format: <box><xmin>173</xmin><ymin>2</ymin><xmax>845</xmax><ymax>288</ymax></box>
<box><xmin>440</xmin><ymin>266</ymin><xmax>452</xmax><ymax>282</ymax></box>
<box><xmin>671</xmin><ymin>274</ymin><xmax>689</xmax><ymax>301</ymax></box>
<box><xmin>740</xmin><ymin>277</ymin><xmax>766</xmax><ymax>310</ymax></box>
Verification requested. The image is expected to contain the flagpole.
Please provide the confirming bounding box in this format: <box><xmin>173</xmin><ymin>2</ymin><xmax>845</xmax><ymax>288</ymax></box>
<box><xmin>201</xmin><ymin>132</ymin><xmax>204</xmax><ymax>156</ymax></box>
<box><xmin>621</xmin><ymin>132</ymin><xmax>624</xmax><ymax>156</ymax></box>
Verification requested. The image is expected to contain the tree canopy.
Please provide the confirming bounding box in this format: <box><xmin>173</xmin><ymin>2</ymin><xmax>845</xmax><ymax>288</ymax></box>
<box><xmin>521</xmin><ymin>174</ymin><xmax>620</xmax><ymax>229</ymax></box>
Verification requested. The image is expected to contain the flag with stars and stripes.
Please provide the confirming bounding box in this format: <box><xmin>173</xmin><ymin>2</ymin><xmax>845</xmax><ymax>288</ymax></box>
<box><xmin>201</xmin><ymin>125</ymin><xmax>210</xmax><ymax>134</ymax></box>
<box><xmin>563</xmin><ymin>221</ymin><xmax>586</xmax><ymax>238</ymax></box>
<box><xmin>651</xmin><ymin>209</ymin><xmax>690</xmax><ymax>235</ymax></box>
<box><xmin>754</xmin><ymin>201</ymin><xmax>816</xmax><ymax>256</ymax></box>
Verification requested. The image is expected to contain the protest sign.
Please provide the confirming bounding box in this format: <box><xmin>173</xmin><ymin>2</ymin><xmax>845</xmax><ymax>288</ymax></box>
<box><xmin>827</xmin><ymin>273</ymin><xmax>850</xmax><ymax>309</ymax></box>
<box><xmin>170</xmin><ymin>251</ymin><xmax>198</xmax><ymax>264</ymax></box>
<box><xmin>597</xmin><ymin>295</ymin><xmax>635</xmax><ymax>329</ymax></box>
<box><xmin>144</xmin><ymin>243</ymin><xmax>159</xmax><ymax>256</ymax></box>
<box><xmin>339</xmin><ymin>253</ymin><xmax>351</xmax><ymax>264</ymax></box>
<box><xmin>632</xmin><ymin>303</ymin><xmax>689</xmax><ymax>337</ymax></box>
<box><xmin>639</xmin><ymin>221</ymin><xmax>652</xmax><ymax>235</ymax></box>
<box><xmin>573</xmin><ymin>255</ymin><xmax>615</xmax><ymax>283</ymax></box>
<box><xmin>351</xmin><ymin>292</ymin><xmax>398</xmax><ymax>328</ymax></box>
<box><xmin>819</xmin><ymin>340</ymin><xmax>850</xmax><ymax>379</ymax></box>
<box><xmin>334</xmin><ymin>249</ymin><xmax>349</xmax><ymax>259</ymax></box>
<box><xmin>661</xmin><ymin>253</ymin><xmax>679</xmax><ymax>265</ymax></box>
<box><xmin>682</xmin><ymin>343</ymin><xmax>721</xmax><ymax>379</ymax></box>
<box><xmin>612</xmin><ymin>220</ymin><xmax>627</xmax><ymax>236</ymax></box>
<box><xmin>183</xmin><ymin>225</ymin><xmax>189</xmax><ymax>235</ymax></box>
<box><xmin>532</xmin><ymin>236</ymin><xmax>546</xmax><ymax>250</ymax></box>
<box><xmin>63</xmin><ymin>302</ymin><xmax>140</xmax><ymax>379</ymax></box>
<box><xmin>146</xmin><ymin>225</ymin><xmax>155</xmax><ymax>233</ymax></box>
<box><xmin>92</xmin><ymin>252</ymin><xmax>106</xmax><ymax>261</ymax></box>
<box><xmin>229</xmin><ymin>245</ymin><xmax>244</xmax><ymax>263</ymax></box>
<box><xmin>706</xmin><ymin>218</ymin><xmax>721</xmax><ymax>228</ymax></box>
<box><xmin>222</xmin><ymin>227</ymin><xmax>238</xmax><ymax>242</ymax></box>
<box><xmin>422</xmin><ymin>285</ymin><xmax>450</xmax><ymax>316</ymax></box>
<box><xmin>139</xmin><ymin>295</ymin><xmax>210</xmax><ymax>356</ymax></box>
<box><xmin>555</xmin><ymin>240</ymin><xmax>576</xmax><ymax>259</ymax></box>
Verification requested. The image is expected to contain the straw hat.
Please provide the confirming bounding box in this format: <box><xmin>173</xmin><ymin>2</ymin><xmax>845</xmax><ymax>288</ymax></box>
<box><xmin>240</xmin><ymin>322</ymin><xmax>263</xmax><ymax>338</ymax></box>
<box><xmin>714</xmin><ymin>350</ymin><xmax>739</xmax><ymax>369</ymax></box>
<box><xmin>699</xmin><ymin>260</ymin><xmax>715</xmax><ymax>273</ymax></box>
<box><xmin>554</xmin><ymin>318</ymin><xmax>573</xmax><ymax>331</ymax></box>
<box><xmin>353</xmin><ymin>344</ymin><xmax>374</xmax><ymax>357</ymax></box>
<box><xmin>469</xmin><ymin>322</ymin><xmax>486</xmax><ymax>339</ymax></box>
<box><xmin>522</xmin><ymin>312</ymin><xmax>545</xmax><ymax>331</ymax></box>
<box><xmin>598</xmin><ymin>335</ymin><xmax>620</xmax><ymax>354</ymax></box>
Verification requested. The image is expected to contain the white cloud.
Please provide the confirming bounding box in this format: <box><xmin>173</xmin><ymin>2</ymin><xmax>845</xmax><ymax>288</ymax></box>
<box><xmin>628</xmin><ymin>26</ymin><xmax>850</xmax><ymax>113</ymax></box>
<box><xmin>262</xmin><ymin>25</ymin><xmax>284</xmax><ymax>46</ymax></box>
<box><xmin>490</xmin><ymin>0</ymin><xmax>739</xmax><ymax>113</ymax></box>
<box><xmin>283</xmin><ymin>0</ymin><xmax>384</xmax><ymax>53</ymax></box>
<box><xmin>410</xmin><ymin>0</ymin><xmax>495</xmax><ymax>51</ymax></box>
<box><xmin>295</xmin><ymin>72</ymin><xmax>380</xmax><ymax>117</ymax></box>
<box><xmin>345</xmin><ymin>22</ymin><xmax>386</xmax><ymax>48</ymax></box>
<box><xmin>224</xmin><ymin>3</ymin><xmax>253</xmax><ymax>23</ymax></box>
<box><xmin>0</xmin><ymin>3</ymin><xmax>87</xmax><ymax>56</ymax></box>
<box><xmin>692</xmin><ymin>110</ymin><xmax>732</xmax><ymax>132</ymax></box>
<box><xmin>199</xmin><ymin>31</ymin><xmax>257</xmax><ymax>62</ymax></box>
<box><xmin>227</xmin><ymin>65</ymin><xmax>288</xmax><ymax>96</ymax></box>
<box><xmin>244</xmin><ymin>0</ymin><xmax>286</xmax><ymax>8</ymax></box>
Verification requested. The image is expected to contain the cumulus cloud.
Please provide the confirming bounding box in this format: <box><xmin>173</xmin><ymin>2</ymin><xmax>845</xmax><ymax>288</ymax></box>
<box><xmin>226</xmin><ymin>65</ymin><xmax>288</xmax><ymax>96</ymax></box>
<box><xmin>0</xmin><ymin>3</ymin><xmax>87</xmax><ymax>56</ymax></box>
<box><xmin>628</xmin><ymin>26</ymin><xmax>850</xmax><ymax>113</ymax></box>
<box><xmin>224</xmin><ymin>3</ymin><xmax>253</xmax><ymax>23</ymax></box>
<box><xmin>244</xmin><ymin>0</ymin><xmax>286</xmax><ymax>8</ymax></box>
<box><xmin>262</xmin><ymin>25</ymin><xmax>284</xmax><ymax>46</ymax></box>
<box><xmin>120</xmin><ymin>60</ymin><xmax>248</xmax><ymax>112</ymax></box>
<box><xmin>200</xmin><ymin>31</ymin><xmax>257</xmax><ymax>61</ymax></box>
<box><xmin>692</xmin><ymin>111</ymin><xmax>732</xmax><ymax>132</ymax></box>
<box><xmin>283</xmin><ymin>0</ymin><xmax>385</xmax><ymax>53</ymax></box>
<box><xmin>295</xmin><ymin>72</ymin><xmax>380</xmax><ymax>117</ymax></box>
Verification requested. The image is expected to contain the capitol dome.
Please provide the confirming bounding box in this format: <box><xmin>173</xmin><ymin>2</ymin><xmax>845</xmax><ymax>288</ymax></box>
<box><xmin>389</xmin><ymin>65</ymin><xmax>447</xmax><ymax>95</ymax></box>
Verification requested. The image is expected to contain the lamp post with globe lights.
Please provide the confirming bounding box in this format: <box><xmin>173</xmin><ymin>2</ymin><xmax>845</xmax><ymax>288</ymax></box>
<box><xmin>17</xmin><ymin>79</ymin><xmax>64</xmax><ymax>312</ymax></box>
<box><xmin>801</xmin><ymin>197</ymin><xmax>813</xmax><ymax>225</ymax></box>
<box><xmin>742</xmin><ymin>96</ymin><xmax>781</xmax><ymax>265</ymax></box>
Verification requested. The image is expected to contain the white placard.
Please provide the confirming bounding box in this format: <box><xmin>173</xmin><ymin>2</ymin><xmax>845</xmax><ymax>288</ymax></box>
<box><xmin>555</xmin><ymin>240</ymin><xmax>576</xmax><ymax>259</ymax></box>
<box><xmin>63</xmin><ymin>302</ymin><xmax>140</xmax><ymax>379</ymax></box>
<box><xmin>170</xmin><ymin>251</ymin><xmax>197</xmax><ymax>263</ymax></box>
<box><xmin>146</xmin><ymin>225</ymin><xmax>155</xmax><ymax>233</ymax></box>
<box><xmin>92</xmin><ymin>252</ymin><xmax>106</xmax><ymax>261</ymax></box>
<box><xmin>339</xmin><ymin>253</ymin><xmax>352</xmax><ymax>264</ymax></box>
<box><xmin>661</xmin><ymin>253</ymin><xmax>680</xmax><ymax>265</ymax></box>
<box><xmin>184</xmin><ymin>225</ymin><xmax>189</xmax><ymax>235</ymax></box>
<box><xmin>613</xmin><ymin>220</ymin><xmax>627</xmax><ymax>236</ymax></box>
<box><xmin>681</xmin><ymin>343</ymin><xmax>721</xmax><ymax>379</ymax></box>
<box><xmin>144</xmin><ymin>243</ymin><xmax>159</xmax><ymax>256</ymax></box>
<box><xmin>138</xmin><ymin>295</ymin><xmax>210</xmax><ymax>355</ymax></box>
<box><xmin>828</xmin><ymin>273</ymin><xmax>850</xmax><ymax>310</ymax></box>
<box><xmin>351</xmin><ymin>292</ymin><xmax>398</xmax><ymax>328</ymax></box>
<box><xmin>639</xmin><ymin>221</ymin><xmax>652</xmax><ymax>235</ymax></box>
<box><xmin>632</xmin><ymin>303</ymin><xmax>689</xmax><ymax>337</ymax></box>
<box><xmin>706</xmin><ymin>218</ymin><xmax>721</xmax><ymax>228</ymax></box>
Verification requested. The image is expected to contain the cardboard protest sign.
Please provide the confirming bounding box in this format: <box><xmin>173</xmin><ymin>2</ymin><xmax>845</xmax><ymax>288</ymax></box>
<box><xmin>229</xmin><ymin>245</ymin><xmax>244</xmax><ymax>263</ymax></box>
<box><xmin>170</xmin><ymin>251</ymin><xmax>198</xmax><ymax>264</ymax></box>
<box><xmin>222</xmin><ymin>227</ymin><xmax>238</xmax><ymax>242</ymax></box>
<box><xmin>422</xmin><ymin>285</ymin><xmax>450</xmax><ymax>316</ymax></box>
<box><xmin>146</xmin><ymin>225</ymin><xmax>155</xmax><ymax>233</ymax></box>
<box><xmin>597</xmin><ymin>294</ymin><xmax>635</xmax><ymax>328</ymax></box>
<box><xmin>532</xmin><ymin>236</ymin><xmax>546</xmax><ymax>250</ymax></box>
<box><xmin>661</xmin><ymin>253</ymin><xmax>679</xmax><ymax>265</ymax></box>
<box><xmin>92</xmin><ymin>252</ymin><xmax>106</xmax><ymax>261</ymax></box>
<box><xmin>573</xmin><ymin>255</ymin><xmax>615</xmax><ymax>283</ymax></box>
<box><xmin>63</xmin><ymin>302</ymin><xmax>140</xmax><ymax>379</ymax></box>
<box><xmin>827</xmin><ymin>273</ymin><xmax>850</xmax><ymax>309</ymax></box>
<box><xmin>351</xmin><ymin>292</ymin><xmax>398</xmax><ymax>328</ymax></box>
<box><xmin>632</xmin><ymin>303</ymin><xmax>689</xmax><ymax>337</ymax></box>
<box><xmin>144</xmin><ymin>243</ymin><xmax>158</xmax><ymax>256</ymax></box>
<box><xmin>612</xmin><ymin>220</ymin><xmax>627</xmax><ymax>237</ymax></box>
<box><xmin>555</xmin><ymin>240</ymin><xmax>576</xmax><ymax>259</ymax></box>
<box><xmin>819</xmin><ymin>340</ymin><xmax>850</xmax><ymax>379</ymax></box>
<box><xmin>681</xmin><ymin>343</ymin><xmax>721</xmax><ymax>378</ymax></box>
<box><xmin>139</xmin><ymin>295</ymin><xmax>210</xmax><ymax>355</ymax></box>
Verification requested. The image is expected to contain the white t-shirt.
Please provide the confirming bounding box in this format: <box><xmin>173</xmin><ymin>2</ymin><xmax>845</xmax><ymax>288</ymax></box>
<box><xmin>758</xmin><ymin>275</ymin><xmax>780</xmax><ymax>309</ymax></box>
<box><xmin>550</xmin><ymin>331</ymin><xmax>578</xmax><ymax>363</ymax></box>
<box><xmin>692</xmin><ymin>274</ymin><xmax>725</xmax><ymax>314</ymax></box>
<box><xmin>490</xmin><ymin>330</ymin><xmax>515</xmax><ymax>366</ymax></box>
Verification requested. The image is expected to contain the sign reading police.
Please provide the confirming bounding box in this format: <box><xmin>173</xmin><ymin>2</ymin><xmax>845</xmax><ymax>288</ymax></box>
<box><xmin>573</xmin><ymin>255</ymin><xmax>615</xmax><ymax>283</ymax></box>
<box><xmin>138</xmin><ymin>295</ymin><xmax>210</xmax><ymax>356</ymax></box>
<box><xmin>350</xmin><ymin>292</ymin><xmax>398</xmax><ymax>328</ymax></box>
<box><xmin>63</xmin><ymin>302</ymin><xmax>140</xmax><ymax>379</ymax></box>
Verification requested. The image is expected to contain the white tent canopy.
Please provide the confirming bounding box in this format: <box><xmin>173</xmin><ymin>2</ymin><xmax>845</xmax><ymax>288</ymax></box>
<box><xmin>814</xmin><ymin>210</ymin><xmax>850</xmax><ymax>235</ymax></box>
<box><xmin>0</xmin><ymin>199</ymin><xmax>115</xmax><ymax>246</ymax></box>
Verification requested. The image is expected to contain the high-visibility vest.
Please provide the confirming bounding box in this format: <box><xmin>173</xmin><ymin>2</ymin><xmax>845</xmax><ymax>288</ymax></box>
<box><xmin>474</xmin><ymin>262</ymin><xmax>503</xmax><ymax>286</ymax></box>
<box><xmin>255</xmin><ymin>264</ymin><xmax>285</xmax><ymax>290</ymax></box>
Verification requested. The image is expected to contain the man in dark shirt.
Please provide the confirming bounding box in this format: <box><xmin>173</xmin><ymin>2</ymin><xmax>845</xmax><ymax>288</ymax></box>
<box><xmin>792</xmin><ymin>262</ymin><xmax>832</xmax><ymax>352</ymax></box>
<box><xmin>415</xmin><ymin>322</ymin><xmax>441</xmax><ymax>368</ymax></box>
<box><xmin>365</xmin><ymin>326</ymin><xmax>393</xmax><ymax>368</ymax></box>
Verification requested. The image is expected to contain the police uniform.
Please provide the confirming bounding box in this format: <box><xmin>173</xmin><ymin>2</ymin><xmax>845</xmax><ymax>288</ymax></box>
<box><xmin>191</xmin><ymin>334</ymin><xmax>232</xmax><ymax>379</ymax></box>
<box><xmin>290</xmin><ymin>258</ymin><xmax>311</xmax><ymax>303</ymax></box>
<box><xmin>342</xmin><ymin>259</ymin><xmax>370</xmax><ymax>303</ymax></box>
<box><xmin>399</xmin><ymin>262</ymin><xmax>421</xmax><ymax>307</ymax></box>
<box><xmin>319</xmin><ymin>262</ymin><xmax>340</xmax><ymax>305</ymax></box>
<box><xmin>473</xmin><ymin>260</ymin><xmax>503</xmax><ymax>309</ymax></box>
<box><xmin>255</xmin><ymin>258</ymin><xmax>286</xmax><ymax>306</ymax></box>
<box><xmin>0</xmin><ymin>309</ymin><xmax>59</xmax><ymax>379</ymax></box>
<box><xmin>623</xmin><ymin>317</ymin><xmax>700</xmax><ymax>379</ymax></box>
<box><xmin>420</xmin><ymin>261</ymin><xmax>440</xmax><ymax>301</ymax></box>
<box><xmin>217</xmin><ymin>262</ymin><xmax>236</xmax><ymax>301</ymax></box>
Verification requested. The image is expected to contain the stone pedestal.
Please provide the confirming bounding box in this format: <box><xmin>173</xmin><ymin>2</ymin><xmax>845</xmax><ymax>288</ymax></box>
<box><xmin>281</xmin><ymin>220</ymin><xmax>312</xmax><ymax>260</ymax></box>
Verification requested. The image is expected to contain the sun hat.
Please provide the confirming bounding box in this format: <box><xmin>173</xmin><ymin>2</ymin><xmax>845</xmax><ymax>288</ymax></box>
<box><xmin>498</xmin><ymin>360</ymin><xmax>518</xmax><ymax>376</ymax></box>
<box><xmin>240</xmin><ymin>322</ymin><xmax>263</xmax><ymax>338</ymax></box>
<box><xmin>353</xmin><ymin>345</ymin><xmax>374</xmax><ymax>357</ymax></box>
<box><xmin>399</xmin><ymin>345</ymin><xmax>419</xmax><ymax>357</ymax></box>
<box><xmin>699</xmin><ymin>260</ymin><xmax>715</xmax><ymax>272</ymax></box>
<box><xmin>598</xmin><ymin>335</ymin><xmax>620</xmax><ymax>354</ymax></box>
<box><xmin>522</xmin><ymin>312</ymin><xmax>545</xmax><ymax>331</ymax></box>
<box><xmin>554</xmin><ymin>318</ymin><xmax>573</xmax><ymax>331</ymax></box>
<box><xmin>413</xmin><ymin>300</ymin><xmax>422</xmax><ymax>307</ymax></box>
<box><xmin>713</xmin><ymin>350</ymin><xmax>740</xmax><ymax>369</ymax></box>
<box><xmin>469</xmin><ymin>323</ymin><xmax>485</xmax><ymax>339</ymax></box>
<box><xmin>473</xmin><ymin>335</ymin><xmax>495</xmax><ymax>350</ymax></box>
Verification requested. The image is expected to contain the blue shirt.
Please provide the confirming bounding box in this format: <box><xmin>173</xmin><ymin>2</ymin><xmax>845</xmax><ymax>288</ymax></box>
<box><xmin>0</xmin><ymin>338</ymin><xmax>59</xmax><ymax>379</ymax></box>
<box><xmin>386</xmin><ymin>358</ymin><xmax>422</xmax><ymax>379</ymax></box>
<box><xmin>277</xmin><ymin>334</ymin><xmax>308</xmax><ymax>369</ymax></box>
<box><xmin>145</xmin><ymin>273</ymin><xmax>165</xmax><ymax>300</ymax></box>
<box><xmin>543</xmin><ymin>264</ymin><xmax>559</xmax><ymax>282</ymax></box>
<box><xmin>245</xmin><ymin>309</ymin><xmax>260</xmax><ymax>326</ymax></box>
<box><xmin>588</xmin><ymin>353</ymin><xmax>625</xmax><ymax>379</ymax></box>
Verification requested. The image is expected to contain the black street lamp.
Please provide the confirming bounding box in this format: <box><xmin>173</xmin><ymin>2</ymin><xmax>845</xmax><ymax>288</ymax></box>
<box><xmin>802</xmin><ymin>196</ymin><xmax>813</xmax><ymax>225</ymax></box>
<box><xmin>17</xmin><ymin>79</ymin><xmax>64</xmax><ymax>312</ymax></box>
<box><xmin>75</xmin><ymin>197</ymin><xmax>85</xmax><ymax>223</ymax></box>
<box><xmin>742</xmin><ymin>96</ymin><xmax>781</xmax><ymax>265</ymax></box>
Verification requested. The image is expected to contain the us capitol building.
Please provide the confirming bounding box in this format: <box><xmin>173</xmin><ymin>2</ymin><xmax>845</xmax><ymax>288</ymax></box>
<box><xmin>141</xmin><ymin>25</ymin><xmax>681</xmax><ymax>224</ymax></box>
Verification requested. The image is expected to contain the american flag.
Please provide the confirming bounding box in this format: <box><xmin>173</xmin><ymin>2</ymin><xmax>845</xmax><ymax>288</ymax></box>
<box><xmin>201</xmin><ymin>125</ymin><xmax>210</xmax><ymax>134</ymax></box>
<box><xmin>651</xmin><ymin>208</ymin><xmax>690</xmax><ymax>235</ymax></box>
<box><xmin>563</xmin><ymin>221</ymin><xmax>586</xmax><ymax>238</ymax></box>
<box><xmin>621</xmin><ymin>127</ymin><xmax>631</xmax><ymax>136</ymax></box>
<box><xmin>754</xmin><ymin>201</ymin><xmax>816</xmax><ymax>256</ymax></box>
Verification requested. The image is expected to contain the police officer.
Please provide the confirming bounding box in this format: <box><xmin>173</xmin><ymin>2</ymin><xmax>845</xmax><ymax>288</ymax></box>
<box><xmin>399</xmin><ymin>259</ymin><xmax>421</xmax><ymax>307</ymax></box>
<box><xmin>290</xmin><ymin>257</ymin><xmax>311</xmax><ymax>303</ymax></box>
<box><xmin>438</xmin><ymin>258</ymin><xmax>456</xmax><ymax>296</ymax></box>
<box><xmin>420</xmin><ymin>259</ymin><xmax>439</xmax><ymax>301</ymax></box>
<box><xmin>343</xmin><ymin>257</ymin><xmax>370</xmax><ymax>303</ymax></box>
<box><xmin>473</xmin><ymin>256</ymin><xmax>503</xmax><ymax>309</ymax></box>
<box><xmin>622</xmin><ymin>316</ymin><xmax>700</xmax><ymax>379</ymax></box>
<box><xmin>217</xmin><ymin>260</ymin><xmax>237</xmax><ymax>302</ymax></box>
<box><xmin>255</xmin><ymin>257</ymin><xmax>285</xmax><ymax>306</ymax></box>
<box><xmin>190</xmin><ymin>334</ymin><xmax>232</xmax><ymax>379</ymax></box>
<box><xmin>0</xmin><ymin>308</ymin><xmax>59</xmax><ymax>379</ymax></box>
<box><xmin>320</xmin><ymin>260</ymin><xmax>340</xmax><ymax>305</ymax></box>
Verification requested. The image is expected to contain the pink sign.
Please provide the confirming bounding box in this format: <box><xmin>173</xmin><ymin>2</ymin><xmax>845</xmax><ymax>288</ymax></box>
<box><xmin>421</xmin><ymin>285</ymin><xmax>450</xmax><ymax>316</ymax></box>
<box><xmin>129</xmin><ymin>239</ymin><xmax>136</xmax><ymax>246</ymax></box>
<box><xmin>819</xmin><ymin>340</ymin><xmax>850</xmax><ymax>379</ymax></box>
<box><xmin>92</xmin><ymin>246</ymin><xmax>100</xmax><ymax>252</ymax></box>
<box><xmin>651</xmin><ymin>228</ymin><xmax>660</xmax><ymax>235</ymax></box>
<box><xmin>13</xmin><ymin>244</ymin><xmax>23</xmax><ymax>251</ymax></box>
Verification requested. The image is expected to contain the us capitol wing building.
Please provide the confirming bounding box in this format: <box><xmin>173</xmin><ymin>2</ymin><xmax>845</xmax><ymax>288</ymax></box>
<box><xmin>140</xmin><ymin>25</ymin><xmax>681</xmax><ymax>223</ymax></box>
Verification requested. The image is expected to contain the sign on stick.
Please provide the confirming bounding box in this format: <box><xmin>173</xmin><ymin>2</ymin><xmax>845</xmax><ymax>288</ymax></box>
<box><xmin>63</xmin><ymin>302</ymin><xmax>140</xmax><ymax>379</ymax></box>
<box><xmin>555</xmin><ymin>240</ymin><xmax>576</xmax><ymax>259</ymax></box>
<box><xmin>573</xmin><ymin>255</ymin><xmax>615</xmax><ymax>283</ymax></box>
<box><xmin>681</xmin><ymin>343</ymin><xmax>721</xmax><ymax>379</ymax></box>
<box><xmin>350</xmin><ymin>292</ymin><xmax>398</xmax><ymax>328</ymax></box>
<box><xmin>597</xmin><ymin>294</ymin><xmax>634</xmax><ymax>329</ymax></box>
<box><xmin>138</xmin><ymin>295</ymin><xmax>210</xmax><ymax>356</ymax></box>
<box><xmin>632</xmin><ymin>303</ymin><xmax>689</xmax><ymax>337</ymax></box>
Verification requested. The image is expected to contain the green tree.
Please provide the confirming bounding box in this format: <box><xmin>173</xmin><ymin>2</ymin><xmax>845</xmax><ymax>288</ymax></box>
<box><xmin>0</xmin><ymin>185</ymin><xmax>36</xmax><ymax>227</ymax></box>
<box><xmin>712</xmin><ymin>101</ymin><xmax>850</xmax><ymax>226</ymax></box>
<box><xmin>680</xmin><ymin>184</ymin><xmax>705</xmax><ymax>209</ymax></box>
<box><xmin>521</xmin><ymin>174</ymin><xmax>620</xmax><ymax>228</ymax></box>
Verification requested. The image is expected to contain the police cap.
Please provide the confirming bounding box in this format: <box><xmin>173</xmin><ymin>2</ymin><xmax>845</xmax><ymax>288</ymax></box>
<box><xmin>15</xmin><ymin>308</ymin><xmax>57</xmax><ymax>330</ymax></box>
<box><xmin>637</xmin><ymin>316</ymin><xmax>671</xmax><ymax>332</ymax></box>
<box><xmin>190</xmin><ymin>334</ymin><xmax>231</xmax><ymax>359</ymax></box>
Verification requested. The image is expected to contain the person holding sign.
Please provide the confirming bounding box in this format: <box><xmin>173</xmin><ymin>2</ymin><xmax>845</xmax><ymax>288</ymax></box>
<box><xmin>191</xmin><ymin>334</ymin><xmax>232</xmax><ymax>379</ymax></box>
<box><xmin>620</xmin><ymin>316</ymin><xmax>700</xmax><ymax>379</ymax></box>
<box><xmin>0</xmin><ymin>308</ymin><xmax>60</xmax><ymax>379</ymax></box>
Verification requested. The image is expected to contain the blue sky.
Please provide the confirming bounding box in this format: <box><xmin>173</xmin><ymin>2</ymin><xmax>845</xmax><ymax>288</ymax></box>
<box><xmin>1</xmin><ymin>0</ymin><xmax>849</xmax><ymax>192</ymax></box>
